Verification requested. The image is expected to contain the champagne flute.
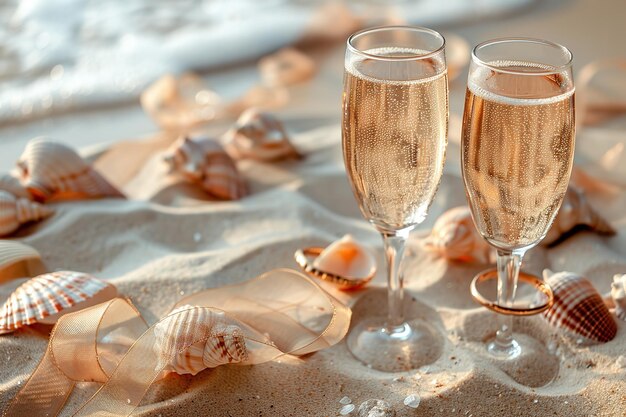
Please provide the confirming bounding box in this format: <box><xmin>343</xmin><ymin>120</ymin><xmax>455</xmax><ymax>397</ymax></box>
<box><xmin>342</xmin><ymin>26</ymin><xmax>448</xmax><ymax>372</ymax></box>
<box><xmin>461</xmin><ymin>38</ymin><xmax>575</xmax><ymax>359</ymax></box>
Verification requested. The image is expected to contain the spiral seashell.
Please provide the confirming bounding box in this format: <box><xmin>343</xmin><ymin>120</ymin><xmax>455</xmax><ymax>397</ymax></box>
<box><xmin>542</xmin><ymin>269</ymin><xmax>617</xmax><ymax>343</ymax></box>
<box><xmin>610</xmin><ymin>274</ymin><xmax>626</xmax><ymax>321</ymax></box>
<box><xmin>0</xmin><ymin>190</ymin><xmax>54</xmax><ymax>236</ymax></box>
<box><xmin>0</xmin><ymin>240</ymin><xmax>45</xmax><ymax>282</ymax></box>
<box><xmin>423</xmin><ymin>206</ymin><xmax>493</xmax><ymax>264</ymax></box>
<box><xmin>0</xmin><ymin>174</ymin><xmax>31</xmax><ymax>200</ymax></box>
<box><xmin>15</xmin><ymin>138</ymin><xmax>124</xmax><ymax>202</ymax></box>
<box><xmin>163</xmin><ymin>136</ymin><xmax>247</xmax><ymax>200</ymax></box>
<box><xmin>0</xmin><ymin>271</ymin><xmax>117</xmax><ymax>334</ymax></box>
<box><xmin>223</xmin><ymin>109</ymin><xmax>302</xmax><ymax>162</ymax></box>
<box><xmin>154</xmin><ymin>305</ymin><xmax>248</xmax><ymax>375</ymax></box>
<box><xmin>542</xmin><ymin>186</ymin><xmax>616</xmax><ymax>246</ymax></box>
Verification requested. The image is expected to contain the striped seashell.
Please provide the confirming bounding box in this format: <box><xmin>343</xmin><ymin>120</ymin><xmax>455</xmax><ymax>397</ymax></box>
<box><xmin>543</xmin><ymin>186</ymin><xmax>615</xmax><ymax>246</ymax></box>
<box><xmin>0</xmin><ymin>174</ymin><xmax>31</xmax><ymax>200</ymax></box>
<box><xmin>15</xmin><ymin>138</ymin><xmax>124</xmax><ymax>202</ymax></box>
<box><xmin>0</xmin><ymin>271</ymin><xmax>117</xmax><ymax>334</ymax></box>
<box><xmin>0</xmin><ymin>190</ymin><xmax>54</xmax><ymax>237</ymax></box>
<box><xmin>423</xmin><ymin>206</ymin><xmax>494</xmax><ymax>264</ymax></box>
<box><xmin>223</xmin><ymin>108</ymin><xmax>302</xmax><ymax>162</ymax></box>
<box><xmin>610</xmin><ymin>274</ymin><xmax>626</xmax><ymax>321</ymax></box>
<box><xmin>542</xmin><ymin>269</ymin><xmax>617</xmax><ymax>343</ymax></box>
<box><xmin>163</xmin><ymin>136</ymin><xmax>247</xmax><ymax>200</ymax></box>
<box><xmin>0</xmin><ymin>240</ymin><xmax>46</xmax><ymax>282</ymax></box>
<box><xmin>154</xmin><ymin>305</ymin><xmax>248</xmax><ymax>375</ymax></box>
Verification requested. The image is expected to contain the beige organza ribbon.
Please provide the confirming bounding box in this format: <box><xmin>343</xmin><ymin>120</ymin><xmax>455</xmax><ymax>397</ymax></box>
<box><xmin>3</xmin><ymin>269</ymin><xmax>351</xmax><ymax>417</ymax></box>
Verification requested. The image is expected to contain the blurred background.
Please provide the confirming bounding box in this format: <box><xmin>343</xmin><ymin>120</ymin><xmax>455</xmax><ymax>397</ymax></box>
<box><xmin>0</xmin><ymin>0</ymin><xmax>624</xmax><ymax>166</ymax></box>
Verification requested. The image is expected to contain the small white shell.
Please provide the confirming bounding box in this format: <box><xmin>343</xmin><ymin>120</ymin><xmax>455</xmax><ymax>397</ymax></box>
<box><xmin>542</xmin><ymin>269</ymin><xmax>617</xmax><ymax>343</ymax></box>
<box><xmin>423</xmin><ymin>206</ymin><xmax>493</xmax><ymax>264</ymax></box>
<box><xmin>15</xmin><ymin>138</ymin><xmax>124</xmax><ymax>202</ymax></box>
<box><xmin>154</xmin><ymin>305</ymin><xmax>248</xmax><ymax>375</ymax></box>
<box><xmin>610</xmin><ymin>274</ymin><xmax>626</xmax><ymax>321</ymax></box>
<box><xmin>163</xmin><ymin>136</ymin><xmax>247</xmax><ymax>200</ymax></box>
<box><xmin>0</xmin><ymin>240</ymin><xmax>46</xmax><ymax>282</ymax></box>
<box><xmin>313</xmin><ymin>235</ymin><xmax>376</xmax><ymax>280</ymax></box>
<box><xmin>0</xmin><ymin>190</ymin><xmax>54</xmax><ymax>236</ymax></box>
<box><xmin>258</xmin><ymin>47</ymin><xmax>316</xmax><ymax>87</ymax></box>
<box><xmin>0</xmin><ymin>271</ymin><xmax>117</xmax><ymax>334</ymax></box>
<box><xmin>0</xmin><ymin>174</ymin><xmax>31</xmax><ymax>200</ymax></box>
<box><xmin>223</xmin><ymin>108</ymin><xmax>302</xmax><ymax>162</ymax></box>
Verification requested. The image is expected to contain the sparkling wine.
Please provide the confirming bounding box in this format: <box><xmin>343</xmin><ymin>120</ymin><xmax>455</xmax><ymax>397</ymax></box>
<box><xmin>342</xmin><ymin>48</ymin><xmax>448</xmax><ymax>231</ymax></box>
<box><xmin>461</xmin><ymin>64</ymin><xmax>575</xmax><ymax>250</ymax></box>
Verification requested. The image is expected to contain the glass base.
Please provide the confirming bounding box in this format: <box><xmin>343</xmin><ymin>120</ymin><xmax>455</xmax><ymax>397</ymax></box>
<box><xmin>346</xmin><ymin>316</ymin><xmax>443</xmax><ymax>372</ymax></box>
<box><xmin>487</xmin><ymin>338</ymin><xmax>521</xmax><ymax>360</ymax></box>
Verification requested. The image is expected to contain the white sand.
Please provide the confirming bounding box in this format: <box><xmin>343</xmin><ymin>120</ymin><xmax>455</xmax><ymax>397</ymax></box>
<box><xmin>0</xmin><ymin>119</ymin><xmax>625</xmax><ymax>416</ymax></box>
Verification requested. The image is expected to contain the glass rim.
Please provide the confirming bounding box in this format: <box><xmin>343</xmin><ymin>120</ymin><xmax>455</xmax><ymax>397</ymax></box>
<box><xmin>346</xmin><ymin>25</ymin><xmax>446</xmax><ymax>62</ymax></box>
<box><xmin>471</xmin><ymin>37</ymin><xmax>573</xmax><ymax>76</ymax></box>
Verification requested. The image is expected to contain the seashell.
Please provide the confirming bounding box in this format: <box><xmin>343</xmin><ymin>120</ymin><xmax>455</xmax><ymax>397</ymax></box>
<box><xmin>0</xmin><ymin>240</ymin><xmax>46</xmax><ymax>282</ymax></box>
<box><xmin>154</xmin><ymin>305</ymin><xmax>248</xmax><ymax>375</ymax></box>
<box><xmin>0</xmin><ymin>271</ymin><xmax>117</xmax><ymax>334</ymax></box>
<box><xmin>15</xmin><ymin>138</ymin><xmax>124</xmax><ymax>202</ymax></box>
<box><xmin>423</xmin><ymin>206</ymin><xmax>493</xmax><ymax>264</ymax></box>
<box><xmin>258</xmin><ymin>47</ymin><xmax>316</xmax><ymax>87</ymax></box>
<box><xmin>0</xmin><ymin>174</ymin><xmax>31</xmax><ymax>200</ymax></box>
<box><xmin>313</xmin><ymin>235</ymin><xmax>376</xmax><ymax>281</ymax></box>
<box><xmin>223</xmin><ymin>108</ymin><xmax>302</xmax><ymax>162</ymax></box>
<box><xmin>163</xmin><ymin>136</ymin><xmax>247</xmax><ymax>200</ymax></box>
<box><xmin>610</xmin><ymin>274</ymin><xmax>626</xmax><ymax>321</ymax></box>
<box><xmin>0</xmin><ymin>190</ymin><xmax>54</xmax><ymax>237</ymax></box>
<box><xmin>542</xmin><ymin>186</ymin><xmax>615</xmax><ymax>246</ymax></box>
<box><xmin>542</xmin><ymin>269</ymin><xmax>617</xmax><ymax>343</ymax></box>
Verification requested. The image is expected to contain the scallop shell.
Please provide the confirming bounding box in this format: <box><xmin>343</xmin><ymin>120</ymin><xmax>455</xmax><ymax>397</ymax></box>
<box><xmin>0</xmin><ymin>240</ymin><xmax>46</xmax><ymax>282</ymax></box>
<box><xmin>423</xmin><ymin>206</ymin><xmax>493</xmax><ymax>264</ymax></box>
<box><xmin>0</xmin><ymin>190</ymin><xmax>54</xmax><ymax>237</ymax></box>
<box><xmin>542</xmin><ymin>186</ymin><xmax>615</xmax><ymax>246</ymax></box>
<box><xmin>163</xmin><ymin>136</ymin><xmax>247</xmax><ymax>200</ymax></box>
<box><xmin>0</xmin><ymin>174</ymin><xmax>31</xmax><ymax>200</ymax></box>
<box><xmin>313</xmin><ymin>235</ymin><xmax>376</xmax><ymax>280</ymax></box>
<box><xmin>610</xmin><ymin>274</ymin><xmax>626</xmax><ymax>321</ymax></box>
<box><xmin>0</xmin><ymin>271</ymin><xmax>117</xmax><ymax>334</ymax></box>
<box><xmin>223</xmin><ymin>108</ymin><xmax>302</xmax><ymax>162</ymax></box>
<box><xmin>154</xmin><ymin>305</ymin><xmax>248</xmax><ymax>375</ymax></box>
<box><xmin>542</xmin><ymin>269</ymin><xmax>617</xmax><ymax>343</ymax></box>
<box><xmin>258</xmin><ymin>47</ymin><xmax>316</xmax><ymax>87</ymax></box>
<box><xmin>15</xmin><ymin>138</ymin><xmax>124</xmax><ymax>202</ymax></box>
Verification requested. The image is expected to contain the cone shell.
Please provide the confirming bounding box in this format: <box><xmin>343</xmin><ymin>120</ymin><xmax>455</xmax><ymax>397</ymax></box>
<box><xmin>163</xmin><ymin>136</ymin><xmax>247</xmax><ymax>200</ymax></box>
<box><xmin>543</xmin><ymin>186</ymin><xmax>616</xmax><ymax>246</ymax></box>
<box><xmin>0</xmin><ymin>174</ymin><xmax>31</xmax><ymax>200</ymax></box>
<box><xmin>223</xmin><ymin>108</ymin><xmax>302</xmax><ymax>162</ymax></box>
<box><xmin>313</xmin><ymin>235</ymin><xmax>376</xmax><ymax>280</ymax></box>
<box><xmin>154</xmin><ymin>305</ymin><xmax>248</xmax><ymax>375</ymax></box>
<box><xmin>0</xmin><ymin>190</ymin><xmax>54</xmax><ymax>237</ymax></box>
<box><xmin>423</xmin><ymin>206</ymin><xmax>493</xmax><ymax>264</ymax></box>
<box><xmin>15</xmin><ymin>138</ymin><xmax>124</xmax><ymax>202</ymax></box>
<box><xmin>0</xmin><ymin>271</ymin><xmax>117</xmax><ymax>334</ymax></box>
<box><xmin>610</xmin><ymin>274</ymin><xmax>626</xmax><ymax>321</ymax></box>
<box><xmin>542</xmin><ymin>270</ymin><xmax>617</xmax><ymax>343</ymax></box>
<box><xmin>0</xmin><ymin>240</ymin><xmax>46</xmax><ymax>282</ymax></box>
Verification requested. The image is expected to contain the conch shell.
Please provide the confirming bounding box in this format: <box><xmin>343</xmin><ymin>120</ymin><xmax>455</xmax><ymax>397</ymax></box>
<box><xmin>610</xmin><ymin>274</ymin><xmax>626</xmax><ymax>321</ymax></box>
<box><xmin>258</xmin><ymin>47</ymin><xmax>316</xmax><ymax>87</ymax></box>
<box><xmin>163</xmin><ymin>136</ymin><xmax>247</xmax><ymax>200</ymax></box>
<box><xmin>0</xmin><ymin>174</ymin><xmax>31</xmax><ymax>200</ymax></box>
<box><xmin>0</xmin><ymin>190</ymin><xmax>54</xmax><ymax>236</ymax></box>
<box><xmin>15</xmin><ymin>138</ymin><xmax>124</xmax><ymax>202</ymax></box>
<box><xmin>542</xmin><ymin>269</ymin><xmax>617</xmax><ymax>343</ymax></box>
<box><xmin>543</xmin><ymin>186</ymin><xmax>615</xmax><ymax>246</ymax></box>
<box><xmin>313</xmin><ymin>235</ymin><xmax>376</xmax><ymax>281</ymax></box>
<box><xmin>423</xmin><ymin>206</ymin><xmax>493</xmax><ymax>263</ymax></box>
<box><xmin>154</xmin><ymin>305</ymin><xmax>248</xmax><ymax>375</ymax></box>
<box><xmin>223</xmin><ymin>108</ymin><xmax>302</xmax><ymax>161</ymax></box>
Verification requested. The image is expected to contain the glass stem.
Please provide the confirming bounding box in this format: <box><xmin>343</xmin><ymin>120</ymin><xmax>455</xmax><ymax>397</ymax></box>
<box><xmin>381</xmin><ymin>228</ymin><xmax>410</xmax><ymax>330</ymax></box>
<box><xmin>493</xmin><ymin>249</ymin><xmax>524</xmax><ymax>352</ymax></box>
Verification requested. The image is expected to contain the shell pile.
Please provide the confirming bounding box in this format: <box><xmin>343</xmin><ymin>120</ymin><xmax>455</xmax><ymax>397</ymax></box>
<box><xmin>223</xmin><ymin>109</ymin><xmax>302</xmax><ymax>162</ymax></box>
<box><xmin>258</xmin><ymin>47</ymin><xmax>316</xmax><ymax>87</ymax></box>
<box><xmin>543</xmin><ymin>186</ymin><xmax>615</xmax><ymax>246</ymax></box>
<box><xmin>154</xmin><ymin>305</ymin><xmax>248</xmax><ymax>375</ymax></box>
<box><xmin>0</xmin><ymin>271</ymin><xmax>117</xmax><ymax>334</ymax></box>
<box><xmin>313</xmin><ymin>235</ymin><xmax>376</xmax><ymax>281</ymax></box>
<box><xmin>0</xmin><ymin>190</ymin><xmax>54</xmax><ymax>236</ymax></box>
<box><xmin>542</xmin><ymin>269</ymin><xmax>617</xmax><ymax>343</ymax></box>
<box><xmin>423</xmin><ymin>206</ymin><xmax>493</xmax><ymax>264</ymax></box>
<box><xmin>163</xmin><ymin>136</ymin><xmax>247</xmax><ymax>200</ymax></box>
<box><xmin>610</xmin><ymin>274</ymin><xmax>626</xmax><ymax>321</ymax></box>
<box><xmin>15</xmin><ymin>138</ymin><xmax>124</xmax><ymax>202</ymax></box>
